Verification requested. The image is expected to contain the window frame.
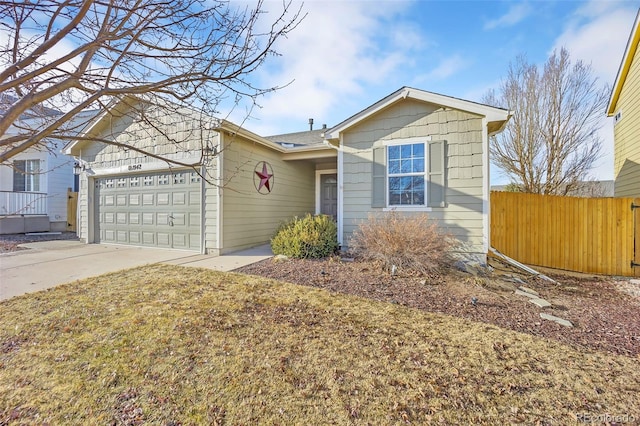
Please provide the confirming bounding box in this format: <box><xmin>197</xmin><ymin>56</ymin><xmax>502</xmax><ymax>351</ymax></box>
<box><xmin>383</xmin><ymin>138</ymin><xmax>432</xmax><ymax>211</ymax></box>
<box><xmin>13</xmin><ymin>159</ymin><xmax>41</xmax><ymax>192</ymax></box>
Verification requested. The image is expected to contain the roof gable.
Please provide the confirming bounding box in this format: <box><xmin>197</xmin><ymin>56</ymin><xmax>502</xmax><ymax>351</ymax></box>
<box><xmin>324</xmin><ymin>86</ymin><xmax>511</xmax><ymax>140</ymax></box>
<box><xmin>607</xmin><ymin>9</ymin><xmax>640</xmax><ymax>116</ymax></box>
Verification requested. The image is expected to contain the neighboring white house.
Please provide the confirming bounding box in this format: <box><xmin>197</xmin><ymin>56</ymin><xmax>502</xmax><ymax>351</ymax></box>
<box><xmin>64</xmin><ymin>87</ymin><xmax>511</xmax><ymax>259</ymax></box>
<box><xmin>0</xmin><ymin>111</ymin><xmax>96</xmax><ymax>234</ymax></box>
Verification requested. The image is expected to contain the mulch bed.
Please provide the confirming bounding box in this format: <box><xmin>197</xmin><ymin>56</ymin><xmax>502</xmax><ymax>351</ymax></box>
<box><xmin>236</xmin><ymin>256</ymin><xmax>640</xmax><ymax>357</ymax></box>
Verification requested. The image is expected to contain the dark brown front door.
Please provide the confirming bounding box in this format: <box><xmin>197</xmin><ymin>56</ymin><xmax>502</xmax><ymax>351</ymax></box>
<box><xmin>320</xmin><ymin>173</ymin><xmax>337</xmax><ymax>220</ymax></box>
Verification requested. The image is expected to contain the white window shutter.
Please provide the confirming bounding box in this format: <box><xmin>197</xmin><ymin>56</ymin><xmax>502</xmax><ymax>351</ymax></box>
<box><xmin>427</xmin><ymin>140</ymin><xmax>446</xmax><ymax>207</ymax></box>
<box><xmin>372</xmin><ymin>146</ymin><xmax>386</xmax><ymax>208</ymax></box>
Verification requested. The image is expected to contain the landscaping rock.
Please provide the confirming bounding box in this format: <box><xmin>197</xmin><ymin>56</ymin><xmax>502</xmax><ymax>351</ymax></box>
<box><xmin>540</xmin><ymin>313</ymin><xmax>574</xmax><ymax>327</ymax></box>
<box><xmin>454</xmin><ymin>260</ymin><xmax>492</xmax><ymax>276</ymax></box>
<box><xmin>272</xmin><ymin>254</ymin><xmax>289</xmax><ymax>262</ymax></box>
<box><xmin>518</xmin><ymin>286</ymin><xmax>539</xmax><ymax>296</ymax></box>
<box><xmin>515</xmin><ymin>289</ymin><xmax>539</xmax><ymax>298</ymax></box>
<box><xmin>529</xmin><ymin>298</ymin><xmax>552</xmax><ymax>308</ymax></box>
<box><xmin>504</xmin><ymin>276</ymin><xmax>527</xmax><ymax>285</ymax></box>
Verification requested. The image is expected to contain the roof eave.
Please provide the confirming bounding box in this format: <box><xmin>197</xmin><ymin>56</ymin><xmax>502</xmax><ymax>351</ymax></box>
<box><xmin>215</xmin><ymin>119</ymin><xmax>286</xmax><ymax>153</ymax></box>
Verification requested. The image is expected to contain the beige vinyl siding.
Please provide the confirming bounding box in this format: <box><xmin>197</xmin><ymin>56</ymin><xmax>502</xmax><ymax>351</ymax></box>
<box><xmin>81</xmin><ymin>104</ymin><xmax>214</xmax><ymax>167</ymax></box>
<box><xmin>203</xmin><ymin>175</ymin><xmax>219</xmax><ymax>254</ymax></box>
<box><xmin>77</xmin><ymin>174</ymin><xmax>90</xmax><ymax>242</ymax></box>
<box><xmin>221</xmin><ymin>135</ymin><xmax>315</xmax><ymax>253</ymax></box>
<box><xmin>614</xmin><ymin>43</ymin><xmax>640</xmax><ymax>197</ymax></box>
<box><xmin>341</xmin><ymin>99</ymin><xmax>486</xmax><ymax>252</ymax></box>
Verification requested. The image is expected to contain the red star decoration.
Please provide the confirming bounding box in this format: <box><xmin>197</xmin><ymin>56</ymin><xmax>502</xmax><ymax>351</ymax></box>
<box><xmin>255</xmin><ymin>162</ymin><xmax>273</xmax><ymax>193</ymax></box>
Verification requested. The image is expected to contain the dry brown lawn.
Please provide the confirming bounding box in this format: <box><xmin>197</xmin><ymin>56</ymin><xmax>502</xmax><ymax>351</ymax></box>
<box><xmin>1</xmin><ymin>264</ymin><xmax>639</xmax><ymax>425</ymax></box>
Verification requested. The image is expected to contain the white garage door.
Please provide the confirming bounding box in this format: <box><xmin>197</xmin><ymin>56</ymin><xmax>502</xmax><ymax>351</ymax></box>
<box><xmin>95</xmin><ymin>170</ymin><xmax>201</xmax><ymax>250</ymax></box>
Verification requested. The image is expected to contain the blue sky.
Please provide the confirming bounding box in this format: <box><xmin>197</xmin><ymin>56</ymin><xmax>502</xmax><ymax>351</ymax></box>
<box><xmin>231</xmin><ymin>0</ymin><xmax>640</xmax><ymax>184</ymax></box>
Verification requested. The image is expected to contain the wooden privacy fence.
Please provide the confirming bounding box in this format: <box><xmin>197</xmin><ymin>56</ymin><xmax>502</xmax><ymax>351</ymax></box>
<box><xmin>67</xmin><ymin>188</ymin><xmax>78</xmax><ymax>232</ymax></box>
<box><xmin>491</xmin><ymin>191</ymin><xmax>640</xmax><ymax>277</ymax></box>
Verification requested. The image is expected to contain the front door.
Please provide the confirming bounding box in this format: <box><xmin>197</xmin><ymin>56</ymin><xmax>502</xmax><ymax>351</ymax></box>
<box><xmin>320</xmin><ymin>173</ymin><xmax>337</xmax><ymax>220</ymax></box>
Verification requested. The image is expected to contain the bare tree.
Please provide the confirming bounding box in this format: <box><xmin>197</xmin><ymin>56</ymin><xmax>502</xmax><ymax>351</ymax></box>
<box><xmin>0</xmin><ymin>0</ymin><xmax>302</xmax><ymax>165</ymax></box>
<box><xmin>484</xmin><ymin>48</ymin><xmax>609</xmax><ymax>195</ymax></box>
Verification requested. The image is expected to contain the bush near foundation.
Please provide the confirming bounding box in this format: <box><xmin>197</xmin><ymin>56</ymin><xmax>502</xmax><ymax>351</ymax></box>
<box><xmin>349</xmin><ymin>212</ymin><xmax>454</xmax><ymax>275</ymax></box>
<box><xmin>271</xmin><ymin>214</ymin><xmax>338</xmax><ymax>259</ymax></box>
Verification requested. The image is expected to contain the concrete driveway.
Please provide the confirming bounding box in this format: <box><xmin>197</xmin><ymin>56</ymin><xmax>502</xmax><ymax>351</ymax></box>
<box><xmin>0</xmin><ymin>241</ymin><xmax>272</xmax><ymax>301</ymax></box>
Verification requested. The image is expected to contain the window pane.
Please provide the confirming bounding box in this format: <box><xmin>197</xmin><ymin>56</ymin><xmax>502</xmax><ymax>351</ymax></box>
<box><xmin>13</xmin><ymin>160</ymin><xmax>26</xmax><ymax>191</ymax></box>
<box><xmin>400</xmin><ymin>159</ymin><xmax>412</xmax><ymax>174</ymax></box>
<box><xmin>388</xmin><ymin>159</ymin><xmax>400</xmax><ymax>174</ymax></box>
<box><xmin>389</xmin><ymin>177</ymin><xmax>402</xmax><ymax>191</ymax></box>
<box><xmin>27</xmin><ymin>160</ymin><xmax>40</xmax><ymax>192</ymax></box>
<box><xmin>412</xmin><ymin>143</ymin><xmax>424</xmax><ymax>158</ymax></box>
<box><xmin>413</xmin><ymin>176</ymin><xmax>424</xmax><ymax>191</ymax></box>
<box><xmin>413</xmin><ymin>190</ymin><xmax>424</xmax><ymax>205</ymax></box>
<box><xmin>389</xmin><ymin>192</ymin><xmax>401</xmax><ymax>205</ymax></box>
<box><xmin>388</xmin><ymin>145</ymin><xmax>400</xmax><ymax>160</ymax></box>
<box><xmin>413</xmin><ymin>158</ymin><xmax>424</xmax><ymax>173</ymax></box>
<box><xmin>401</xmin><ymin>144</ymin><xmax>412</xmax><ymax>158</ymax></box>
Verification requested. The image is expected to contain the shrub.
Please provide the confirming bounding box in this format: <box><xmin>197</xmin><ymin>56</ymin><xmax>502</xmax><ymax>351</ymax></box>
<box><xmin>271</xmin><ymin>214</ymin><xmax>338</xmax><ymax>259</ymax></box>
<box><xmin>349</xmin><ymin>212</ymin><xmax>454</xmax><ymax>275</ymax></box>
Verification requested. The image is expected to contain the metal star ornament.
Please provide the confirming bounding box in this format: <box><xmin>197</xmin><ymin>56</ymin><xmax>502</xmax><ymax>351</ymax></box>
<box><xmin>254</xmin><ymin>161</ymin><xmax>274</xmax><ymax>194</ymax></box>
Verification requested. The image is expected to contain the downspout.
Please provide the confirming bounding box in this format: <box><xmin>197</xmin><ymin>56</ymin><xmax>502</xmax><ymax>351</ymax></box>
<box><xmin>200</xmin><ymin>161</ymin><xmax>206</xmax><ymax>255</ymax></box>
<box><xmin>216</xmin><ymin>133</ymin><xmax>224</xmax><ymax>254</ymax></box>
<box><xmin>323</xmin><ymin>139</ymin><xmax>343</xmax><ymax>247</ymax></box>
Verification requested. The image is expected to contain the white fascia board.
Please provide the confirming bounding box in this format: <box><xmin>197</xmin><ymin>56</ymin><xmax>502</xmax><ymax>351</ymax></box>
<box><xmin>215</xmin><ymin>119</ymin><xmax>286</xmax><ymax>153</ymax></box>
<box><xmin>607</xmin><ymin>9</ymin><xmax>640</xmax><ymax>115</ymax></box>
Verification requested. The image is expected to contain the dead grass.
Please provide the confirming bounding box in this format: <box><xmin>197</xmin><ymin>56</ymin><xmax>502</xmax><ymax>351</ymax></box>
<box><xmin>1</xmin><ymin>264</ymin><xmax>639</xmax><ymax>425</ymax></box>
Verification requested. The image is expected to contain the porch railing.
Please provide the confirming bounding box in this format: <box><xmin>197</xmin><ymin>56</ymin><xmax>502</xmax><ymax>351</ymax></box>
<box><xmin>0</xmin><ymin>191</ymin><xmax>48</xmax><ymax>216</ymax></box>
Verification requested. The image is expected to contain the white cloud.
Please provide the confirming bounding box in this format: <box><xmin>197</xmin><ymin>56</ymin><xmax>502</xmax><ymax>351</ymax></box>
<box><xmin>552</xmin><ymin>2</ymin><xmax>637</xmax><ymax>83</ymax></box>
<box><xmin>232</xmin><ymin>1</ymin><xmax>417</xmax><ymax>135</ymax></box>
<box><xmin>416</xmin><ymin>54</ymin><xmax>467</xmax><ymax>83</ymax></box>
<box><xmin>484</xmin><ymin>3</ymin><xmax>532</xmax><ymax>30</ymax></box>
<box><xmin>551</xmin><ymin>1</ymin><xmax>639</xmax><ymax>181</ymax></box>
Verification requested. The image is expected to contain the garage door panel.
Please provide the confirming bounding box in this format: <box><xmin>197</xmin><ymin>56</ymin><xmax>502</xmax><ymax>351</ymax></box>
<box><xmin>95</xmin><ymin>170</ymin><xmax>200</xmax><ymax>251</ymax></box>
<box><xmin>157</xmin><ymin>213</ymin><xmax>169</xmax><ymax>225</ymax></box>
<box><xmin>189</xmin><ymin>191</ymin><xmax>199</xmax><ymax>205</ymax></box>
<box><xmin>157</xmin><ymin>233</ymin><xmax>170</xmax><ymax>246</ymax></box>
<box><xmin>157</xmin><ymin>193</ymin><xmax>170</xmax><ymax>205</ymax></box>
<box><xmin>129</xmin><ymin>213</ymin><xmax>140</xmax><ymax>225</ymax></box>
<box><xmin>142</xmin><ymin>213</ymin><xmax>154</xmax><ymax>225</ymax></box>
<box><xmin>173</xmin><ymin>234</ymin><xmax>187</xmax><ymax>247</ymax></box>
<box><xmin>172</xmin><ymin>213</ymin><xmax>186</xmax><ymax>226</ymax></box>
<box><xmin>173</xmin><ymin>192</ymin><xmax>186</xmax><ymax>205</ymax></box>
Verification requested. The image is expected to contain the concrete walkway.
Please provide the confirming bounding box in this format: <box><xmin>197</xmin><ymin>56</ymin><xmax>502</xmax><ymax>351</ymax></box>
<box><xmin>0</xmin><ymin>241</ymin><xmax>273</xmax><ymax>301</ymax></box>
